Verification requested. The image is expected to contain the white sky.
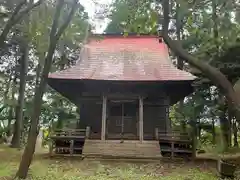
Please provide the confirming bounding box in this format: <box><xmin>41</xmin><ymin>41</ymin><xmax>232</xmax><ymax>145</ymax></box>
<box><xmin>80</xmin><ymin>0</ymin><xmax>113</xmax><ymax>33</ymax></box>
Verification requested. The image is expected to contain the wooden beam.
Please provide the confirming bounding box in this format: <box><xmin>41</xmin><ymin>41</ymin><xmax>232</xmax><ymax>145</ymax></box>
<box><xmin>77</xmin><ymin>96</ymin><xmax>102</xmax><ymax>102</ymax></box>
<box><xmin>101</xmin><ymin>95</ymin><xmax>107</xmax><ymax>140</ymax></box>
<box><xmin>139</xmin><ymin>96</ymin><xmax>144</xmax><ymax>142</ymax></box>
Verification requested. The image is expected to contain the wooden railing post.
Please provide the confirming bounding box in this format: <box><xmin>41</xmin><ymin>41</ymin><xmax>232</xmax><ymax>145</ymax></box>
<box><xmin>70</xmin><ymin>140</ymin><xmax>74</xmax><ymax>155</ymax></box>
<box><xmin>86</xmin><ymin>126</ymin><xmax>90</xmax><ymax>139</ymax></box>
<box><xmin>171</xmin><ymin>141</ymin><xmax>174</xmax><ymax>159</ymax></box>
<box><xmin>49</xmin><ymin>139</ymin><xmax>53</xmax><ymax>157</ymax></box>
<box><xmin>155</xmin><ymin>128</ymin><xmax>159</xmax><ymax>140</ymax></box>
<box><xmin>139</xmin><ymin>96</ymin><xmax>144</xmax><ymax>143</ymax></box>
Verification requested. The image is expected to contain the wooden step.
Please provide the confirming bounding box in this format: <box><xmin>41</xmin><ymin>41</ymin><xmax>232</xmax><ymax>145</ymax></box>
<box><xmin>83</xmin><ymin>140</ymin><xmax>161</xmax><ymax>158</ymax></box>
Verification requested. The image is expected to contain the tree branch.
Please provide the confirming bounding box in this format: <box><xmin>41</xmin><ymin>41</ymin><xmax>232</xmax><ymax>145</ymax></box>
<box><xmin>161</xmin><ymin>0</ymin><xmax>240</xmax><ymax>118</ymax></box>
<box><xmin>0</xmin><ymin>0</ymin><xmax>43</xmax><ymax>49</ymax></box>
<box><xmin>12</xmin><ymin>0</ymin><xmax>43</xmax><ymax>28</ymax></box>
<box><xmin>55</xmin><ymin>0</ymin><xmax>79</xmax><ymax>40</ymax></box>
<box><xmin>161</xmin><ymin>0</ymin><xmax>234</xmax><ymax>94</ymax></box>
<box><xmin>0</xmin><ymin>0</ymin><xmax>27</xmax><ymax>47</ymax></box>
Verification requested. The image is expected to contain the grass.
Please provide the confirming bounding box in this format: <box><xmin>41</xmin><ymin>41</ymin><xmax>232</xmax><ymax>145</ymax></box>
<box><xmin>0</xmin><ymin>145</ymin><xmax>219</xmax><ymax>180</ymax></box>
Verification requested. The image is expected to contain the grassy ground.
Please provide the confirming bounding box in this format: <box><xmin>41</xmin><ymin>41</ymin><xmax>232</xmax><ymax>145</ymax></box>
<box><xmin>0</xmin><ymin>145</ymin><xmax>219</xmax><ymax>180</ymax></box>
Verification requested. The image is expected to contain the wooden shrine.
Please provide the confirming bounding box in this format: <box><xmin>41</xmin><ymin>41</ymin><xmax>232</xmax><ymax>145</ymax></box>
<box><xmin>47</xmin><ymin>33</ymin><xmax>196</xmax><ymax>158</ymax></box>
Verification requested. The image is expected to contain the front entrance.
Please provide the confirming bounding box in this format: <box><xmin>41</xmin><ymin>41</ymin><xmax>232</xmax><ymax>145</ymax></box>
<box><xmin>106</xmin><ymin>100</ymin><xmax>138</xmax><ymax>140</ymax></box>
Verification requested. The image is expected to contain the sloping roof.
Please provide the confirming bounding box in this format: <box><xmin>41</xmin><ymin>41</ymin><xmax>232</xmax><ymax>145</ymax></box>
<box><xmin>48</xmin><ymin>35</ymin><xmax>196</xmax><ymax>81</ymax></box>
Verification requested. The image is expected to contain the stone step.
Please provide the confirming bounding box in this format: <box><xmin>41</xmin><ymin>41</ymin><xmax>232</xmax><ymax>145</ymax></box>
<box><xmin>83</xmin><ymin>140</ymin><xmax>161</xmax><ymax>158</ymax></box>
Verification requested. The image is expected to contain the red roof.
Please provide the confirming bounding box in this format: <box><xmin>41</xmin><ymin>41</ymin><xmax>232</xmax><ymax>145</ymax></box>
<box><xmin>48</xmin><ymin>35</ymin><xmax>196</xmax><ymax>81</ymax></box>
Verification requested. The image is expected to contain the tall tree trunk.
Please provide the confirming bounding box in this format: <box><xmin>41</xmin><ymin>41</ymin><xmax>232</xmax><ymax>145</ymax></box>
<box><xmin>7</xmin><ymin>71</ymin><xmax>17</xmax><ymax>137</ymax></box>
<box><xmin>7</xmin><ymin>108</ymin><xmax>13</xmax><ymax>137</ymax></box>
<box><xmin>191</xmin><ymin>110</ymin><xmax>197</xmax><ymax>158</ymax></box>
<box><xmin>4</xmin><ymin>76</ymin><xmax>12</xmax><ymax>136</ymax></box>
<box><xmin>227</xmin><ymin>107</ymin><xmax>232</xmax><ymax>147</ymax></box>
<box><xmin>219</xmin><ymin>98</ymin><xmax>230</xmax><ymax>152</ymax></box>
<box><xmin>198</xmin><ymin>120</ymin><xmax>201</xmax><ymax>140</ymax></box>
<box><xmin>11</xmin><ymin>44</ymin><xmax>29</xmax><ymax>148</ymax></box>
<box><xmin>35</xmin><ymin>63</ymin><xmax>42</xmax><ymax>87</ymax></box>
<box><xmin>209</xmin><ymin>88</ymin><xmax>216</xmax><ymax>144</ymax></box>
<box><xmin>233</xmin><ymin>118</ymin><xmax>238</xmax><ymax>147</ymax></box>
<box><xmin>16</xmin><ymin>1</ymin><xmax>78</xmax><ymax>178</ymax></box>
<box><xmin>176</xmin><ymin>2</ymin><xmax>186</xmax><ymax>133</ymax></box>
<box><xmin>212</xmin><ymin>118</ymin><xmax>216</xmax><ymax>144</ymax></box>
<box><xmin>211</xmin><ymin>0</ymin><xmax>223</xmax><ymax>147</ymax></box>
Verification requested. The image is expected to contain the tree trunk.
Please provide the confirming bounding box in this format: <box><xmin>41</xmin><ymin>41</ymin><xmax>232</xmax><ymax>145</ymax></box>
<box><xmin>233</xmin><ymin>118</ymin><xmax>238</xmax><ymax>147</ymax></box>
<box><xmin>227</xmin><ymin>107</ymin><xmax>232</xmax><ymax>147</ymax></box>
<box><xmin>209</xmin><ymin>88</ymin><xmax>216</xmax><ymax>144</ymax></box>
<box><xmin>5</xmin><ymin>77</ymin><xmax>12</xmax><ymax>137</ymax></box>
<box><xmin>7</xmin><ymin>108</ymin><xmax>13</xmax><ymax>137</ymax></box>
<box><xmin>176</xmin><ymin>3</ymin><xmax>185</xmax><ymax>134</ymax></box>
<box><xmin>15</xmin><ymin>1</ymin><xmax>78</xmax><ymax>178</ymax></box>
<box><xmin>198</xmin><ymin>121</ymin><xmax>201</xmax><ymax>140</ymax></box>
<box><xmin>15</xmin><ymin>41</ymin><xmax>58</xmax><ymax>179</ymax></box>
<box><xmin>35</xmin><ymin>62</ymin><xmax>42</xmax><ymax>87</ymax></box>
<box><xmin>212</xmin><ymin>118</ymin><xmax>216</xmax><ymax>144</ymax></box>
<box><xmin>190</xmin><ymin>114</ymin><xmax>197</xmax><ymax>158</ymax></box>
<box><xmin>11</xmin><ymin>44</ymin><xmax>29</xmax><ymax>148</ymax></box>
<box><xmin>219</xmin><ymin>99</ymin><xmax>230</xmax><ymax>152</ymax></box>
<box><xmin>7</xmin><ymin>72</ymin><xmax>17</xmax><ymax>137</ymax></box>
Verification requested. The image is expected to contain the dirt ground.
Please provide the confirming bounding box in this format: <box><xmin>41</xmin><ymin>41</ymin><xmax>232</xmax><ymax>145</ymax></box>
<box><xmin>0</xmin><ymin>145</ymin><xmax>228</xmax><ymax>180</ymax></box>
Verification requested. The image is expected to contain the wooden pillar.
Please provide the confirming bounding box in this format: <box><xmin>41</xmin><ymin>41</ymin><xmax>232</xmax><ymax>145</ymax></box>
<box><xmin>101</xmin><ymin>95</ymin><xmax>107</xmax><ymax>140</ymax></box>
<box><xmin>139</xmin><ymin>96</ymin><xmax>143</xmax><ymax>142</ymax></box>
<box><xmin>85</xmin><ymin>126</ymin><xmax>90</xmax><ymax>139</ymax></box>
<box><xmin>155</xmin><ymin>128</ymin><xmax>159</xmax><ymax>140</ymax></box>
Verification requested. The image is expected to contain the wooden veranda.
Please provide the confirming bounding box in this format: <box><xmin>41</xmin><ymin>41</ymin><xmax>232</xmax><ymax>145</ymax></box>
<box><xmin>49</xmin><ymin>127</ymin><xmax>195</xmax><ymax>159</ymax></box>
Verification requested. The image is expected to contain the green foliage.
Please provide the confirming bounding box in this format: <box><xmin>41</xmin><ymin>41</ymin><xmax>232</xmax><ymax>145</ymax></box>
<box><xmin>105</xmin><ymin>0</ymin><xmax>158</xmax><ymax>34</ymax></box>
<box><xmin>0</xmin><ymin>0</ymin><xmax>89</xmax><ymax>137</ymax></box>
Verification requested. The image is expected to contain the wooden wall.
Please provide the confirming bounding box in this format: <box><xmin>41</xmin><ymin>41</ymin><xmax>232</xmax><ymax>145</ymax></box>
<box><xmin>143</xmin><ymin>95</ymin><xmax>169</xmax><ymax>140</ymax></box>
<box><xmin>79</xmin><ymin>101</ymin><xmax>102</xmax><ymax>139</ymax></box>
<box><xmin>78</xmin><ymin>93</ymin><xmax>170</xmax><ymax>140</ymax></box>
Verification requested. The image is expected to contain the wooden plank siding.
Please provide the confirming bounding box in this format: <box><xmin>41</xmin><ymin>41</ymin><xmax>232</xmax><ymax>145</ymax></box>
<box><xmin>78</xmin><ymin>93</ymin><xmax>170</xmax><ymax>141</ymax></box>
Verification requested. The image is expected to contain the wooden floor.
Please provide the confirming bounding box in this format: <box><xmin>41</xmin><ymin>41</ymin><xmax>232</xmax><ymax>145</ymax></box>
<box><xmin>82</xmin><ymin>140</ymin><xmax>161</xmax><ymax>159</ymax></box>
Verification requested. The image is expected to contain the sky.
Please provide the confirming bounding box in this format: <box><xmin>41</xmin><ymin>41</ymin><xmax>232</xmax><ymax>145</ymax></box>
<box><xmin>80</xmin><ymin>0</ymin><xmax>113</xmax><ymax>33</ymax></box>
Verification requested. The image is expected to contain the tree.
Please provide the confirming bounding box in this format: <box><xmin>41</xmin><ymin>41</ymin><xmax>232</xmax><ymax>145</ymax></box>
<box><xmin>0</xmin><ymin>0</ymin><xmax>42</xmax><ymax>50</ymax></box>
<box><xmin>11</xmin><ymin>0</ymin><xmax>33</xmax><ymax>146</ymax></box>
<box><xmin>15</xmin><ymin>0</ymin><xmax>79</xmax><ymax>178</ymax></box>
<box><xmin>11</xmin><ymin>43</ymin><xmax>28</xmax><ymax>148</ymax></box>
<box><xmin>105</xmin><ymin>0</ymin><xmax>158</xmax><ymax>34</ymax></box>
<box><xmin>161</xmin><ymin>0</ymin><xmax>240</xmax><ymax>123</ymax></box>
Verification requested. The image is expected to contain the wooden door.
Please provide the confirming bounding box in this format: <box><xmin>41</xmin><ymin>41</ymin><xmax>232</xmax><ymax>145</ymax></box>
<box><xmin>107</xmin><ymin>100</ymin><xmax>138</xmax><ymax>140</ymax></box>
<box><xmin>107</xmin><ymin>101</ymin><xmax>122</xmax><ymax>139</ymax></box>
<box><xmin>122</xmin><ymin>102</ymin><xmax>138</xmax><ymax>139</ymax></box>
